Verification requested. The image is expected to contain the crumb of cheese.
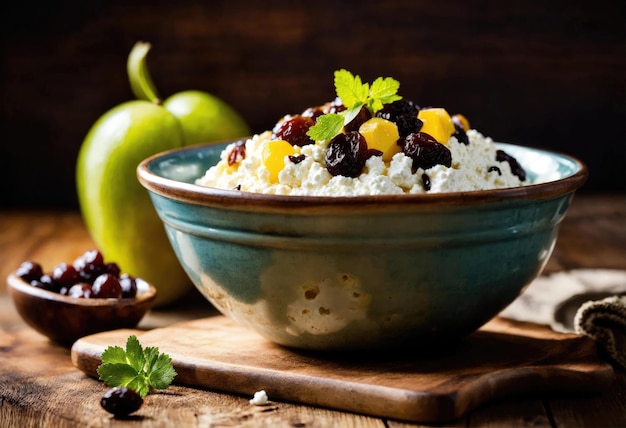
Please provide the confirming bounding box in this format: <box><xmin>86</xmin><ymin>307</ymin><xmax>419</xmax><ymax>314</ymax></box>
<box><xmin>249</xmin><ymin>390</ymin><xmax>269</xmax><ymax>406</ymax></box>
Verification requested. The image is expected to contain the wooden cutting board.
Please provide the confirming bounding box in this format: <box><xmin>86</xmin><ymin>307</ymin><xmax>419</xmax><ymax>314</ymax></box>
<box><xmin>71</xmin><ymin>315</ymin><xmax>614</xmax><ymax>423</ymax></box>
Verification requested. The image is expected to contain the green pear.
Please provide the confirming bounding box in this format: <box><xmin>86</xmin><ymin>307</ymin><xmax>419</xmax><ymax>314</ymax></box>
<box><xmin>76</xmin><ymin>101</ymin><xmax>191</xmax><ymax>306</ymax></box>
<box><xmin>76</xmin><ymin>42</ymin><xmax>250</xmax><ymax>307</ymax></box>
<box><xmin>163</xmin><ymin>90</ymin><xmax>250</xmax><ymax>144</ymax></box>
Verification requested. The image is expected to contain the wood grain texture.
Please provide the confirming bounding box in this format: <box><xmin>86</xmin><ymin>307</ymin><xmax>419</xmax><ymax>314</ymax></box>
<box><xmin>1</xmin><ymin>195</ymin><xmax>624</xmax><ymax>426</ymax></box>
<box><xmin>1</xmin><ymin>1</ymin><xmax>624</xmax><ymax>209</ymax></box>
<box><xmin>70</xmin><ymin>316</ymin><xmax>613</xmax><ymax>423</ymax></box>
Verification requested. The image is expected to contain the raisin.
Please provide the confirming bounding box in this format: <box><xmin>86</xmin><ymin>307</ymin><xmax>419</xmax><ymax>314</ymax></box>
<box><xmin>288</xmin><ymin>154</ymin><xmax>306</xmax><ymax>164</ymax></box>
<box><xmin>488</xmin><ymin>166</ymin><xmax>502</xmax><ymax>175</ymax></box>
<box><xmin>376</xmin><ymin>100</ymin><xmax>423</xmax><ymax>138</ymax></box>
<box><xmin>105</xmin><ymin>262</ymin><xmax>121</xmax><ymax>278</ymax></box>
<box><xmin>16</xmin><ymin>261</ymin><xmax>43</xmax><ymax>282</ymax></box>
<box><xmin>52</xmin><ymin>262</ymin><xmax>81</xmax><ymax>287</ymax></box>
<box><xmin>31</xmin><ymin>274</ymin><xmax>59</xmax><ymax>292</ymax></box>
<box><xmin>452</xmin><ymin>123</ymin><xmax>470</xmax><ymax>145</ymax></box>
<box><xmin>377</xmin><ymin>99</ymin><xmax>420</xmax><ymax>118</ymax></box>
<box><xmin>301</xmin><ymin>106</ymin><xmax>325</xmax><ymax>120</ymax></box>
<box><xmin>92</xmin><ymin>273</ymin><xmax>122</xmax><ymax>298</ymax></box>
<box><xmin>227</xmin><ymin>140</ymin><xmax>246</xmax><ymax>166</ymax></box>
<box><xmin>401</xmin><ymin>132</ymin><xmax>452</xmax><ymax>170</ymax></box>
<box><xmin>67</xmin><ymin>283</ymin><xmax>93</xmax><ymax>298</ymax></box>
<box><xmin>101</xmin><ymin>387</ymin><xmax>143</xmax><ymax>417</ymax></box>
<box><xmin>366</xmin><ymin>148</ymin><xmax>383</xmax><ymax>158</ymax></box>
<box><xmin>119</xmin><ymin>274</ymin><xmax>138</xmax><ymax>298</ymax></box>
<box><xmin>496</xmin><ymin>150</ymin><xmax>526</xmax><ymax>181</ymax></box>
<box><xmin>272</xmin><ymin>115</ymin><xmax>315</xmax><ymax>147</ymax></box>
<box><xmin>74</xmin><ymin>249</ymin><xmax>106</xmax><ymax>282</ymax></box>
<box><xmin>343</xmin><ymin>105</ymin><xmax>372</xmax><ymax>133</ymax></box>
<box><xmin>422</xmin><ymin>173</ymin><xmax>431</xmax><ymax>191</ymax></box>
<box><xmin>322</xmin><ymin>97</ymin><xmax>346</xmax><ymax>114</ymax></box>
<box><xmin>325</xmin><ymin>132</ymin><xmax>369</xmax><ymax>177</ymax></box>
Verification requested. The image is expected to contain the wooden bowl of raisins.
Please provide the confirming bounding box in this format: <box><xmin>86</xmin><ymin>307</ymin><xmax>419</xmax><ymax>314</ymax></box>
<box><xmin>7</xmin><ymin>249</ymin><xmax>157</xmax><ymax>346</ymax></box>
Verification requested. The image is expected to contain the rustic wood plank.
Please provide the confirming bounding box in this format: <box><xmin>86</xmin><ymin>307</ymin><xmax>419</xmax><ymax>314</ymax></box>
<box><xmin>70</xmin><ymin>316</ymin><xmax>614</xmax><ymax>424</ymax></box>
<box><xmin>548</xmin><ymin>372</ymin><xmax>626</xmax><ymax>428</ymax></box>
<box><xmin>468</xmin><ymin>399</ymin><xmax>552</xmax><ymax>427</ymax></box>
<box><xmin>0</xmin><ymin>326</ymin><xmax>385</xmax><ymax>427</ymax></box>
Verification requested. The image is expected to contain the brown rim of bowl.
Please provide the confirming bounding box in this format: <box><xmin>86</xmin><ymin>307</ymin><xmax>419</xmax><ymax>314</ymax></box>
<box><xmin>7</xmin><ymin>274</ymin><xmax>157</xmax><ymax>307</ymax></box>
<box><xmin>136</xmin><ymin>142</ymin><xmax>589</xmax><ymax>212</ymax></box>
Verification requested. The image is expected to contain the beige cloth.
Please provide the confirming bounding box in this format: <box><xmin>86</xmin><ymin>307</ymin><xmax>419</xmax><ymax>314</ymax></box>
<box><xmin>574</xmin><ymin>295</ymin><xmax>626</xmax><ymax>369</ymax></box>
<box><xmin>500</xmin><ymin>269</ymin><xmax>626</xmax><ymax>369</ymax></box>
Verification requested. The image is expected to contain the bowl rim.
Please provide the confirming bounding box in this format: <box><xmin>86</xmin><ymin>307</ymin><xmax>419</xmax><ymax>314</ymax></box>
<box><xmin>7</xmin><ymin>273</ymin><xmax>157</xmax><ymax>307</ymax></box>
<box><xmin>137</xmin><ymin>139</ymin><xmax>589</xmax><ymax>210</ymax></box>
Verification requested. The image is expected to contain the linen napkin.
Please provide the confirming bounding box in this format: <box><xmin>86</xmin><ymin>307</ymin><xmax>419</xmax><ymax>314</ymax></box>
<box><xmin>499</xmin><ymin>269</ymin><xmax>626</xmax><ymax>369</ymax></box>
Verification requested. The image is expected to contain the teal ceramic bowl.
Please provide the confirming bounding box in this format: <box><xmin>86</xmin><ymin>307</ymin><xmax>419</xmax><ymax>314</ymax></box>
<box><xmin>137</xmin><ymin>141</ymin><xmax>587</xmax><ymax>351</ymax></box>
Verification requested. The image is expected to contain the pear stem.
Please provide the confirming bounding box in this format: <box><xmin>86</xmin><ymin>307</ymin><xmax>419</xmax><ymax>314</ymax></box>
<box><xmin>127</xmin><ymin>41</ymin><xmax>162</xmax><ymax>104</ymax></box>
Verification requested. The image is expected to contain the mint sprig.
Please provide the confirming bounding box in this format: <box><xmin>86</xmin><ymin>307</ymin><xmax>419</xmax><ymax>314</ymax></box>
<box><xmin>96</xmin><ymin>335</ymin><xmax>177</xmax><ymax>398</ymax></box>
<box><xmin>307</xmin><ymin>69</ymin><xmax>402</xmax><ymax>141</ymax></box>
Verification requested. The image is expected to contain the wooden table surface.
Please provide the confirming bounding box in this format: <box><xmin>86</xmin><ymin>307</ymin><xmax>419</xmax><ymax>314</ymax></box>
<box><xmin>1</xmin><ymin>193</ymin><xmax>625</xmax><ymax>427</ymax></box>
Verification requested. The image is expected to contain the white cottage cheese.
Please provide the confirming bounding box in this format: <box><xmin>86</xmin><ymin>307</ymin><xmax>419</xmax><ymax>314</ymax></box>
<box><xmin>195</xmin><ymin>128</ymin><xmax>527</xmax><ymax>195</ymax></box>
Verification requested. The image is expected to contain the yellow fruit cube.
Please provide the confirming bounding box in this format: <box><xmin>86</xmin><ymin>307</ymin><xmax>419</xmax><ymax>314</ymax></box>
<box><xmin>262</xmin><ymin>139</ymin><xmax>296</xmax><ymax>183</ymax></box>
<box><xmin>452</xmin><ymin>113</ymin><xmax>470</xmax><ymax>131</ymax></box>
<box><xmin>358</xmin><ymin>117</ymin><xmax>401</xmax><ymax>162</ymax></box>
<box><xmin>417</xmin><ymin>108</ymin><xmax>455</xmax><ymax>145</ymax></box>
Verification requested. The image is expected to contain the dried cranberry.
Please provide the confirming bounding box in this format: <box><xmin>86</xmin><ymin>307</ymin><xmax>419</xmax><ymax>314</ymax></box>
<box><xmin>343</xmin><ymin>105</ymin><xmax>372</xmax><ymax>133</ymax></box>
<box><xmin>325</xmin><ymin>132</ymin><xmax>369</xmax><ymax>177</ymax></box>
<box><xmin>101</xmin><ymin>387</ymin><xmax>143</xmax><ymax>417</ymax></box>
<box><xmin>496</xmin><ymin>150</ymin><xmax>526</xmax><ymax>181</ymax></box>
<box><xmin>272</xmin><ymin>115</ymin><xmax>315</xmax><ymax>147</ymax></box>
<box><xmin>16</xmin><ymin>261</ymin><xmax>43</xmax><ymax>282</ymax></box>
<box><xmin>119</xmin><ymin>274</ymin><xmax>138</xmax><ymax>298</ymax></box>
<box><xmin>92</xmin><ymin>273</ymin><xmax>122</xmax><ymax>298</ymax></box>
<box><xmin>401</xmin><ymin>132</ymin><xmax>452</xmax><ymax>170</ymax></box>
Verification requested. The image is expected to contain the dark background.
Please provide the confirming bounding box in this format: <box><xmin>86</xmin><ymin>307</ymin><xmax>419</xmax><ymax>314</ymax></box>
<box><xmin>1</xmin><ymin>0</ymin><xmax>624</xmax><ymax>209</ymax></box>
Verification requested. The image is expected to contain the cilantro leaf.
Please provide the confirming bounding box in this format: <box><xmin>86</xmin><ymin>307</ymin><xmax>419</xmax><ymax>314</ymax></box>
<box><xmin>306</xmin><ymin>113</ymin><xmax>344</xmax><ymax>141</ymax></box>
<box><xmin>97</xmin><ymin>335</ymin><xmax>177</xmax><ymax>398</ymax></box>
<box><xmin>149</xmin><ymin>353</ymin><xmax>177</xmax><ymax>390</ymax></box>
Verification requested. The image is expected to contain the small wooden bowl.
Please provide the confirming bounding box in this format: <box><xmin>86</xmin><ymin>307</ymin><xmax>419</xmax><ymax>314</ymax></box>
<box><xmin>7</xmin><ymin>274</ymin><xmax>157</xmax><ymax>346</ymax></box>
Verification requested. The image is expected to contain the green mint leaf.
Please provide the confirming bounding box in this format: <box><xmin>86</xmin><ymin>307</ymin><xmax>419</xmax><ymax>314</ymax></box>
<box><xmin>334</xmin><ymin>69</ymin><xmax>369</xmax><ymax>108</ymax></box>
<box><xmin>97</xmin><ymin>362</ymin><xmax>139</xmax><ymax>388</ymax></box>
<box><xmin>367</xmin><ymin>76</ymin><xmax>402</xmax><ymax>112</ymax></box>
<box><xmin>306</xmin><ymin>113</ymin><xmax>344</xmax><ymax>141</ymax></box>
<box><xmin>96</xmin><ymin>335</ymin><xmax>177</xmax><ymax>399</ymax></box>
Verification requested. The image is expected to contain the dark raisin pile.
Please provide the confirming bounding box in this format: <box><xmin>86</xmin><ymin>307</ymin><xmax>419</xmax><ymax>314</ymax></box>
<box><xmin>272</xmin><ymin>97</ymin><xmax>526</xmax><ymax>182</ymax></box>
<box><xmin>16</xmin><ymin>249</ymin><xmax>139</xmax><ymax>299</ymax></box>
